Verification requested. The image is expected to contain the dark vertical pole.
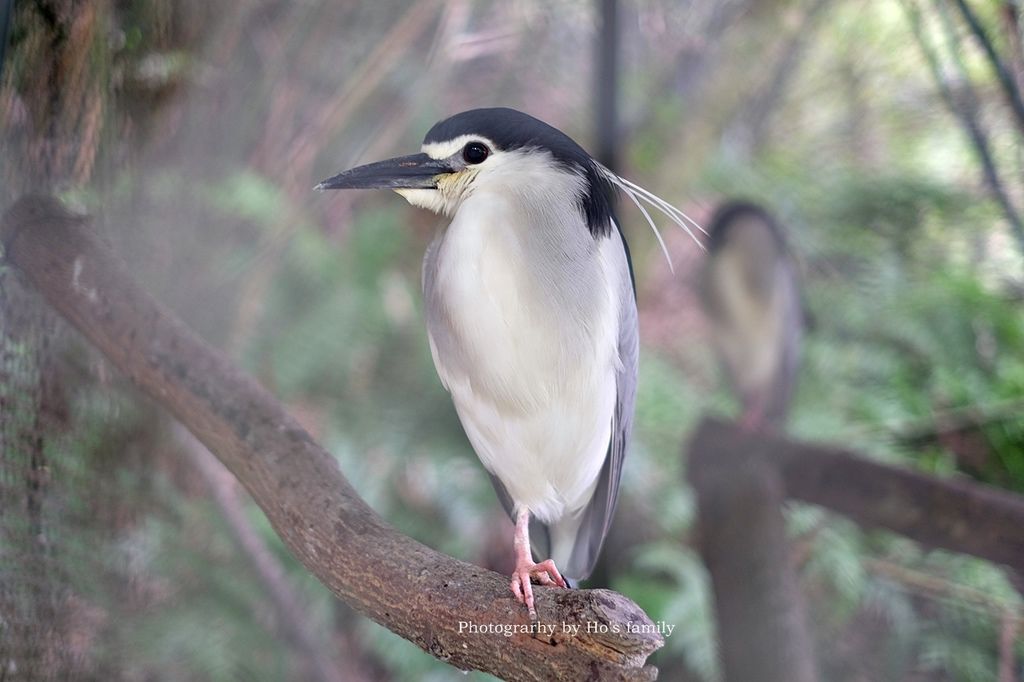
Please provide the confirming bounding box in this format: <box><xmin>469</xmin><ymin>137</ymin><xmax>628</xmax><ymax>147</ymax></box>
<box><xmin>595</xmin><ymin>0</ymin><xmax>619</xmax><ymax>171</ymax></box>
<box><xmin>687</xmin><ymin>423</ymin><xmax>819</xmax><ymax>682</ymax></box>
<box><xmin>0</xmin><ymin>0</ymin><xmax>12</xmax><ymax>82</ymax></box>
<box><xmin>585</xmin><ymin>0</ymin><xmax>620</xmax><ymax>591</ymax></box>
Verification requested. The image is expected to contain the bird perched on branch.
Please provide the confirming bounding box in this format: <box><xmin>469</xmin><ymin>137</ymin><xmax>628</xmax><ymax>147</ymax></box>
<box><xmin>700</xmin><ymin>201</ymin><xmax>803</xmax><ymax>431</ymax></box>
<box><xmin>318</xmin><ymin>107</ymin><xmax>699</xmax><ymax>617</ymax></box>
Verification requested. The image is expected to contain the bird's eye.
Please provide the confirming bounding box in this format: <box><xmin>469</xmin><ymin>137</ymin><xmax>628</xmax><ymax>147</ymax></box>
<box><xmin>462</xmin><ymin>142</ymin><xmax>489</xmax><ymax>165</ymax></box>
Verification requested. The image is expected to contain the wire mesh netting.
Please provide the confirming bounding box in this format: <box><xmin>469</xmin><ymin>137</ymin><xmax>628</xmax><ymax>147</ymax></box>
<box><xmin>0</xmin><ymin>267</ymin><xmax>77</xmax><ymax>680</ymax></box>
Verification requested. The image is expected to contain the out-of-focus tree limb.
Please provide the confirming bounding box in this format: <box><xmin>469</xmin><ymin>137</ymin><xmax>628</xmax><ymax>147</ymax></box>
<box><xmin>724</xmin><ymin>0</ymin><xmax>834</xmax><ymax>158</ymax></box>
<box><xmin>687</xmin><ymin>420</ymin><xmax>819</xmax><ymax>682</ymax></box>
<box><xmin>862</xmin><ymin>557</ymin><xmax>1021</xmax><ymax>623</ymax></box>
<box><xmin>175</xmin><ymin>426</ymin><xmax>353</xmax><ymax>682</ymax></box>
<box><xmin>1003</xmin><ymin>3</ymin><xmax>1024</xmax><ymax>97</ymax></box>
<box><xmin>951</xmin><ymin>0</ymin><xmax>1024</xmax><ymax>136</ymax></box>
<box><xmin>0</xmin><ymin>195</ymin><xmax>664</xmax><ymax>682</ymax></box>
<box><xmin>905</xmin><ymin>0</ymin><xmax>1024</xmax><ymax>254</ymax></box>
<box><xmin>691</xmin><ymin>418</ymin><xmax>1024</xmax><ymax>571</ymax></box>
<box><xmin>862</xmin><ymin>557</ymin><xmax>1021</xmax><ymax>680</ymax></box>
<box><xmin>888</xmin><ymin>397</ymin><xmax>1024</xmax><ymax>445</ymax></box>
<box><xmin>621</xmin><ymin>0</ymin><xmax>755</xmax><ymax>147</ymax></box>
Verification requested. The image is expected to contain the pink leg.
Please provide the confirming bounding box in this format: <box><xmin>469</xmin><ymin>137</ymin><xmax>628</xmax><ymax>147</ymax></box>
<box><xmin>739</xmin><ymin>406</ymin><xmax>764</xmax><ymax>432</ymax></box>
<box><xmin>740</xmin><ymin>393</ymin><xmax>768</xmax><ymax>433</ymax></box>
<box><xmin>509</xmin><ymin>507</ymin><xmax>568</xmax><ymax>619</ymax></box>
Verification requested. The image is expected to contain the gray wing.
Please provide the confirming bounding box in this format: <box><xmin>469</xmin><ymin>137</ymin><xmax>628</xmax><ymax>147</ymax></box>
<box><xmin>422</xmin><ymin>233</ymin><xmax>458</xmax><ymax>384</ymax></box>
<box><xmin>563</xmin><ymin>228</ymin><xmax>638</xmax><ymax>580</ymax></box>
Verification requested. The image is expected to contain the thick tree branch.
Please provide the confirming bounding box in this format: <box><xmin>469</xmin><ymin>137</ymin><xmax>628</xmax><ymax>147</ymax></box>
<box><xmin>687</xmin><ymin>422</ymin><xmax>819</xmax><ymax>682</ymax></box>
<box><xmin>0</xmin><ymin>196</ymin><xmax>663</xmax><ymax>682</ymax></box>
<box><xmin>691</xmin><ymin>418</ymin><xmax>1024</xmax><ymax>571</ymax></box>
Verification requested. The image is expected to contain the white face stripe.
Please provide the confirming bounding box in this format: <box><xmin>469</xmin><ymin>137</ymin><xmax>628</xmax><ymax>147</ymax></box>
<box><xmin>421</xmin><ymin>135</ymin><xmax>501</xmax><ymax>160</ymax></box>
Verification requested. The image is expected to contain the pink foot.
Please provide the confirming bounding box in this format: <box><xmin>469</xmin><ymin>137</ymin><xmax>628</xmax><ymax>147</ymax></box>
<box><xmin>510</xmin><ymin>558</ymin><xmax>568</xmax><ymax>619</ymax></box>
<box><xmin>740</xmin><ymin>396</ymin><xmax>767</xmax><ymax>433</ymax></box>
<box><xmin>739</xmin><ymin>408</ymin><xmax>763</xmax><ymax>433</ymax></box>
<box><xmin>509</xmin><ymin>507</ymin><xmax>569</xmax><ymax>618</ymax></box>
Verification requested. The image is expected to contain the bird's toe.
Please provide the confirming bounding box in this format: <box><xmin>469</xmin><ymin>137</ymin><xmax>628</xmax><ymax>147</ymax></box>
<box><xmin>510</xmin><ymin>568</ymin><xmax>537</xmax><ymax>619</ymax></box>
<box><xmin>509</xmin><ymin>558</ymin><xmax>571</xmax><ymax>619</ymax></box>
<box><xmin>532</xmin><ymin>559</ymin><xmax>568</xmax><ymax>589</ymax></box>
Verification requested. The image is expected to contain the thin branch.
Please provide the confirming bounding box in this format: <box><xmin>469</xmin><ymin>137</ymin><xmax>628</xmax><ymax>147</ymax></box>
<box><xmin>0</xmin><ymin>196</ymin><xmax>663</xmax><ymax>682</ymax></box>
<box><xmin>1002</xmin><ymin>3</ymin><xmax>1024</xmax><ymax>96</ymax></box>
<box><xmin>724</xmin><ymin>0</ymin><xmax>834</xmax><ymax>158</ymax></box>
<box><xmin>863</xmin><ymin>557</ymin><xmax>1022</xmax><ymax>624</ymax></box>
<box><xmin>621</xmin><ymin>0</ymin><xmax>755</xmax><ymax>146</ymax></box>
<box><xmin>905</xmin><ymin>0</ymin><xmax>1024</xmax><ymax>254</ymax></box>
<box><xmin>1000</xmin><ymin>2</ymin><xmax>1024</xmax><ymax>181</ymax></box>
<box><xmin>862</xmin><ymin>557</ymin><xmax>1024</xmax><ymax>682</ymax></box>
<box><xmin>227</xmin><ymin>0</ymin><xmax>461</xmax><ymax>355</ymax></box>
<box><xmin>821</xmin><ymin>394</ymin><xmax>1024</xmax><ymax>447</ymax></box>
<box><xmin>283</xmin><ymin>0</ymin><xmax>442</xmax><ymax>196</ymax></box>
<box><xmin>951</xmin><ymin>0</ymin><xmax>1024</xmax><ymax>135</ymax></box>
<box><xmin>891</xmin><ymin>397</ymin><xmax>1024</xmax><ymax>442</ymax></box>
<box><xmin>174</xmin><ymin>426</ymin><xmax>351</xmax><ymax>682</ymax></box>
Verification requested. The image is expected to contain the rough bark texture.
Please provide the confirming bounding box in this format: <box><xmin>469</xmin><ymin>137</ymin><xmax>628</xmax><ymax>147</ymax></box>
<box><xmin>0</xmin><ymin>195</ymin><xmax>663</xmax><ymax>682</ymax></box>
<box><xmin>692</xmin><ymin>418</ymin><xmax>1024</xmax><ymax>572</ymax></box>
<box><xmin>687</xmin><ymin>423</ymin><xmax>819</xmax><ymax>682</ymax></box>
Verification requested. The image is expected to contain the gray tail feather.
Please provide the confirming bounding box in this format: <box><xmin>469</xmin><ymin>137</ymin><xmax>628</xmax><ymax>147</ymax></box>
<box><xmin>529</xmin><ymin>518</ymin><xmax>550</xmax><ymax>559</ymax></box>
<box><xmin>530</xmin><ymin>521</ymin><xmax>583</xmax><ymax>588</ymax></box>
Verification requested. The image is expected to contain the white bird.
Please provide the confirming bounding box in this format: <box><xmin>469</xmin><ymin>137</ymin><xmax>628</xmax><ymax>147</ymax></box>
<box><xmin>700</xmin><ymin>201</ymin><xmax>804</xmax><ymax>431</ymax></box>
<box><xmin>318</xmin><ymin>107</ymin><xmax>698</xmax><ymax>617</ymax></box>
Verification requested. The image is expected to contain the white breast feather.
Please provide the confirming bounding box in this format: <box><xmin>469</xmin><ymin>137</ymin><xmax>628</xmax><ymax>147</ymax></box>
<box><xmin>423</xmin><ymin>161</ymin><xmax>624</xmax><ymax>523</ymax></box>
<box><xmin>712</xmin><ymin>250</ymin><xmax>784</xmax><ymax>395</ymax></box>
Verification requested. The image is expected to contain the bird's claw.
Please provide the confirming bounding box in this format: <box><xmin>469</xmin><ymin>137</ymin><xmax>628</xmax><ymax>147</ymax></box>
<box><xmin>510</xmin><ymin>559</ymin><xmax>568</xmax><ymax>619</ymax></box>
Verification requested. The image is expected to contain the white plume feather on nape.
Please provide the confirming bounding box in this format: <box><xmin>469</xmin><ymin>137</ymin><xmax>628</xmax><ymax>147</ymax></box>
<box><xmin>601</xmin><ymin>166</ymin><xmax>707</xmax><ymax>273</ymax></box>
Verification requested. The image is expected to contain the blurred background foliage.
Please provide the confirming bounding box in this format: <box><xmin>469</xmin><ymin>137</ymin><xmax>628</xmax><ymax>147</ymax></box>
<box><xmin>2</xmin><ymin>0</ymin><xmax>1024</xmax><ymax>680</ymax></box>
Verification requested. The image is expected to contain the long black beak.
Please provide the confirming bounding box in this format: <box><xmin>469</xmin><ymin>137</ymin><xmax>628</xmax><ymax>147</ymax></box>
<box><xmin>315</xmin><ymin>153</ymin><xmax>453</xmax><ymax>191</ymax></box>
